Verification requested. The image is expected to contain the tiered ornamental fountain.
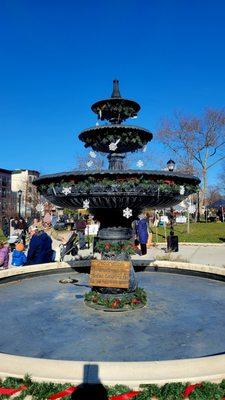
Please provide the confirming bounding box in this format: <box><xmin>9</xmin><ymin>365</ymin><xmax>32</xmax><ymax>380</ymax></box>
<box><xmin>35</xmin><ymin>80</ymin><xmax>199</xmax><ymax>239</ymax></box>
<box><xmin>35</xmin><ymin>81</ymin><xmax>200</xmax><ymax>306</ymax></box>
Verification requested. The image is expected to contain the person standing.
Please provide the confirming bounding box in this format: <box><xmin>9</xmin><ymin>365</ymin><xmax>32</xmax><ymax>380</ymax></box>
<box><xmin>136</xmin><ymin>213</ymin><xmax>149</xmax><ymax>256</ymax></box>
<box><xmin>75</xmin><ymin>217</ymin><xmax>87</xmax><ymax>249</ymax></box>
<box><xmin>18</xmin><ymin>218</ymin><xmax>28</xmax><ymax>247</ymax></box>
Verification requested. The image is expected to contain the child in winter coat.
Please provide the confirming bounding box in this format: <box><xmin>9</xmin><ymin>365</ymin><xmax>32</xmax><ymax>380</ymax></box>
<box><xmin>12</xmin><ymin>243</ymin><xmax>27</xmax><ymax>267</ymax></box>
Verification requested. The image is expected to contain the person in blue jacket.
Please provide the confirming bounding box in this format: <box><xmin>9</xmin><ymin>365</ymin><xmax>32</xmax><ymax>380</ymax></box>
<box><xmin>136</xmin><ymin>213</ymin><xmax>149</xmax><ymax>256</ymax></box>
<box><xmin>12</xmin><ymin>243</ymin><xmax>27</xmax><ymax>267</ymax></box>
<box><xmin>26</xmin><ymin>225</ymin><xmax>53</xmax><ymax>265</ymax></box>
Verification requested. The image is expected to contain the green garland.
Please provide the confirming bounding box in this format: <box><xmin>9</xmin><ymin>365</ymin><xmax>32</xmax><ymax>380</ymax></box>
<box><xmin>39</xmin><ymin>176</ymin><xmax>198</xmax><ymax>196</ymax></box>
<box><xmin>83</xmin><ymin>130</ymin><xmax>149</xmax><ymax>150</ymax></box>
<box><xmin>1</xmin><ymin>376</ymin><xmax>225</xmax><ymax>399</ymax></box>
<box><xmin>97</xmin><ymin>102</ymin><xmax>137</xmax><ymax>120</ymax></box>
<box><xmin>95</xmin><ymin>240</ymin><xmax>136</xmax><ymax>255</ymax></box>
<box><xmin>85</xmin><ymin>288</ymin><xmax>147</xmax><ymax>310</ymax></box>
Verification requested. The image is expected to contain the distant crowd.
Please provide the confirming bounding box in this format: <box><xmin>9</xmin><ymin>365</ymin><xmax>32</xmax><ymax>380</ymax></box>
<box><xmin>0</xmin><ymin>211</ymin><xmax>152</xmax><ymax>270</ymax></box>
<box><xmin>0</xmin><ymin>212</ymin><xmax>99</xmax><ymax>269</ymax></box>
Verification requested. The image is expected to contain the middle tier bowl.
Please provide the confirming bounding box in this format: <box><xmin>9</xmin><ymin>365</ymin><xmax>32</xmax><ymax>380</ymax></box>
<box><xmin>78</xmin><ymin>125</ymin><xmax>153</xmax><ymax>153</ymax></box>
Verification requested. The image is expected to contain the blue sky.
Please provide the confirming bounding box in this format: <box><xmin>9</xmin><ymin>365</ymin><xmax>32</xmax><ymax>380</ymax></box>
<box><xmin>1</xmin><ymin>0</ymin><xmax>225</xmax><ymax>184</ymax></box>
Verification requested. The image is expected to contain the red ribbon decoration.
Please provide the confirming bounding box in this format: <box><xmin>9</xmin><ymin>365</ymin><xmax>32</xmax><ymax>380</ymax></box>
<box><xmin>48</xmin><ymin>386</ymin><xmax>77</xmax><ymax>400</ymax></box>
<box><xmin>183</xmin><ymin>383</ymin><xmax>202</xmax><ymax>397</ymax></box>
<box><xmin>0</xmin><ymin>385</ymin><xmax>27</xmax><ymax>395</ymax></box>
<box><xmin>3</xmin><ymin>382</ymin><xmax>225</xmax><ymax>400</ymax></box>
<box><xmin>109</xmin><ymin>391</ymin><xmax>140</xmax><ymax>400</ymax></box>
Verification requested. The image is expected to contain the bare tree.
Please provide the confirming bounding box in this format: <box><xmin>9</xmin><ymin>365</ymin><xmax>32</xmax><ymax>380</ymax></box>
<box><xmin>158</xmin><ymin>108</ymin><xmax>225</xmax><ymax>205</ymax></box>
<box><xmin>206</xmin><ymin>185</ymin><xmax>222</xmax><ymax>206</ymax></box>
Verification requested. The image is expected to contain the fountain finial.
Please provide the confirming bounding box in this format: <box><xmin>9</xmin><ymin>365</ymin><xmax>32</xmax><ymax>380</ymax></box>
<box><xmin>111</xmin><ymin>79</ymin><xmax>121</xmax><ymax>98</ymax></box>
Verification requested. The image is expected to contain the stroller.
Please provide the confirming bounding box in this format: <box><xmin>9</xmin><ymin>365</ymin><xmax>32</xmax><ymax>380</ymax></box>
<box><xmin>59</xmin><ymin>231</ymin><xmax>79</xmax><ymax>261</ymax></box>
<box><xmin>8</xmin><ymin>231</ymin><xmax>25</xmax><ymax>252</ymax></box>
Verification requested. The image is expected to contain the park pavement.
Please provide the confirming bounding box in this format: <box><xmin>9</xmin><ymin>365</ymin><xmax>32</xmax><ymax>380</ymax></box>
<box><xmin>132</xmin><ymin>243</ymin><xmax>225</xmax><ymax>268</ymax></box>
<box><xmin>74</xmin><ymin>242</ymin><xmax>225</xmax><ymax>269</ymax></box>
<box><xmin>7</xmin><ymin>242</ymin><xmax>225</xmax><ymax>269</ymax></box>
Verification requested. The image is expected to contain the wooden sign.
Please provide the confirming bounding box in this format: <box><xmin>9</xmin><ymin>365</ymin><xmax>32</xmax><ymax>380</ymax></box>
<box><xmin>89</xmin><ymin>260</ymin><xmax>131</xmax><ymax>289</ymax></box>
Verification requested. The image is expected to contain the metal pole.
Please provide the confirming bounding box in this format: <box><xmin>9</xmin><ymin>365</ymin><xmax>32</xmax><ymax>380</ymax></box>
<box><xmin>197</xmin><ymin>191</ymin><xmax>200</xmax><ymax>222</ymax></box>
<box><xmin>169</xmin><ymin>207</ymin><xmax>174</xmax><ymax>235</ymax></box>
<box><xmin>18</xmin><ymin>195</ymin><xmax>21</xmax><ymax>218</ymax></box>
<box><xmin>163</xmin><ymin>209</ymin><xmax>167</xmax><ymax>246</ymax></box>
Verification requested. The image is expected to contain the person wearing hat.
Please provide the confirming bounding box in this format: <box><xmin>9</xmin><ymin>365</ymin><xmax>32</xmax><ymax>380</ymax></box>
<box><xmin>12</xmin><ymin>243</ymin><xmax>27</xmax><ymax>267</ymax></box>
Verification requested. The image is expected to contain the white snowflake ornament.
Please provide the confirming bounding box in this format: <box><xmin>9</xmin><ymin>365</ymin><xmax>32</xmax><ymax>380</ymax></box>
<box><xmin>179</xmin><ymin>186</ymin><xmax>185</xmax><ymax>195</ymax></box>
<box><xmin>123</xmin><ymin>207</ymin><xmax>133</xmax><ymax>219</ymax></box>
<box><xmin>83</xmin><ymin>199</ymin><xmax>90</xmax><ymax>209</ymax></box>
<box><xmin>89</xmin><ymin>151</ymin><xmax>96</xmax><ymax>158</ymax></box>
<box><xmin>86</xmin><ymin>160</ymin><xmax>93</xmax><ymax>168</ymax></box>
<box><xmin>109</xmin><ymin>138</ymin><xmax>120</xmax><ymax>151</ymax></box>
<box><xmin>136</xmin><ymin>160</ymin><xmax>144</xmax><ymax>168</ymax></box>
<box><xmin>62</xmin><ymin>187</ymin><xmax>72</xmax><ymax>196</ymax></box>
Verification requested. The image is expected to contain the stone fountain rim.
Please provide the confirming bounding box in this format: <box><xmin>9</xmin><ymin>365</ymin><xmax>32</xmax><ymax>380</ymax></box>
<box><xmin>79</xmin><ymin>123</ymin><xmax>152</xmax><ymax>134</ymax></box>
<box><xmin>34</xmin><ymin>169</ymin><xmax>200</xmax><ymax>185</ymax></box>
<box><xmin>0</xmin><ymin>260</ymin><xmax>225</xmax><ymax>387</ymax></box>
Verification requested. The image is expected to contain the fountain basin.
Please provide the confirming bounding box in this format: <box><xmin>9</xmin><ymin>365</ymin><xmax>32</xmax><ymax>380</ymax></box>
<box><xmin>1</xmin><ymin>262</ymin><xmax>225</xmax><ymax>387</ymax></box>
<box><xmin>34</xmin><ymin>170</ymin><xmax>200</xmax><ymax>212</ymax></box>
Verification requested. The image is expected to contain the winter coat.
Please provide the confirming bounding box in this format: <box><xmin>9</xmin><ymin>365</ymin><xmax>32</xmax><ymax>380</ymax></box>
<box><xmin>76</xmin><ymin>219</ymin><xmax>86</xmax><ymax>233</ymax></box>
<box><xmin>26</xmin><ymin>232</ymin><xmax>53</xmax><ymax>265</ymax></box>
<box><xmin>136</xmin><ymin>218</ymin><xmax>149</xmax><ymax>244</ymax></box>
<box><xmin>12</xmin><ymin>250</ymin><xmax>27</xmax><ymax>267</ymax></box>
<box><xmin>0</xmin><ymin>246</ymin><xmax>9</xmax><ymax>269</ymax></box>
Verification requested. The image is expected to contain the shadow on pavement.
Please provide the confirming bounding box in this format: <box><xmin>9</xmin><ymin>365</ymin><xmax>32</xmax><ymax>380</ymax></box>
<box><xmin>71</xmin><ymin>364</ymin><xmax>108</xmax><ymax>400</ymax></box>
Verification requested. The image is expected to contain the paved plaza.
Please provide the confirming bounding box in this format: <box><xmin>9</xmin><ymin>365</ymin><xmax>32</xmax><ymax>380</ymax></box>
<box><xmin>132</xmin><ymin>243</ymin><xmax>225</xmax><ymax>268</ymax></box>
<box><xmin>6</xmin><ymin>242</ymin><xmax>225</xmax><ymax>269</ymax></box>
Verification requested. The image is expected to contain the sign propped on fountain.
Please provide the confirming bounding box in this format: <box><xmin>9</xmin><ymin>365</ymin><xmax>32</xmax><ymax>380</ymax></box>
<box><xmin>90</xmin><ymin>260</ymin><xmax>131</xmax><ymax>289</ymax></box>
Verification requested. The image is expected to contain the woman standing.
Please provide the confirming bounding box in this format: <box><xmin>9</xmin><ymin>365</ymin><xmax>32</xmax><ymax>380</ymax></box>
<box><xmin>136</xmin><ymin>213</ymin><xmax>149</xmax><ymax>256</ymax></box>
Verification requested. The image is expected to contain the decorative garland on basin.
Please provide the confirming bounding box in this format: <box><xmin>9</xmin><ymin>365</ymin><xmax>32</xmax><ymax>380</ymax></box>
<box><xmin>2</xmin><ymin>376</ymin><xmax>225</xmax><ymax>399</ymax></box>
<box><xmin>84</xmin><ymin>288</ymin><xmax>147</xmax><ymax>310</ymax></box>
<box><xmin>95</xmin><ymin>240</ymin><xmax>136</xmax><ymax>256</ymax></box>
<box><xmin>82</xmin><ymin>130</ymin><xmax>149</xmax><ymax>150</ymax></box>
<box><xmin>39</xmin><ymin>176</ymin><xmax>198</xmax><ymax>197</ymax></box>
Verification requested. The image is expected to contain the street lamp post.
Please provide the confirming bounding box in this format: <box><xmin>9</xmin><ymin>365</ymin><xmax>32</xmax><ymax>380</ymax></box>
<box><xmin>167</xmin><ymin>159</ymin><xmax>175</xmax><ymax>234</ymax></box>
<box><xmin>166</xmin><ymin>160</ymin><xmax>178</xmax><ymax>252</ymax></box>
<box><xmin>18</xmin><ymin>190</ymin><xmax>22</xmax><ymax>218</ymax></box>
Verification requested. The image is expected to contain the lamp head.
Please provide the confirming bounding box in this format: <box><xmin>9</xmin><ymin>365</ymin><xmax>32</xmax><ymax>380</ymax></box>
<box><xmin>167</xmin><ymin>159</ymin><xmax>175</xmax><ymax>172</ymax></box>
